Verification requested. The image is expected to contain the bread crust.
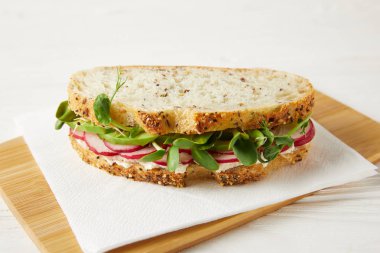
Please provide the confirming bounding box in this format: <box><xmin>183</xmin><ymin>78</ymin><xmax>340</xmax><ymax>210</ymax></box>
<box><xmin>67</xmin><ymin>66</ymin><xmax>315</xmax><ymax>135</ymax></box>
<box><xmin>213</xmin><ymin>145</ymin><xmax>310</xmax><ymax>186</ymax></box>
<box><xmin>70</xmin><ymin>136</ymin><xmax>310</xmax><ymax>187</ymax></box>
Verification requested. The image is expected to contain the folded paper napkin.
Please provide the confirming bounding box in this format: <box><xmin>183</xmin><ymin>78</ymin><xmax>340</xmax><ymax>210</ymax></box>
<box><xmin>15</xmin><ymin>110</ymin><xmax>377</xmax><ymax>253</ymax></box>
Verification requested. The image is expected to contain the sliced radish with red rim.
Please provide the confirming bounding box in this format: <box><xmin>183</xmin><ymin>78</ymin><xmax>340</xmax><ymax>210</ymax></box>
<box><xmin>179</xmin><ymin>148</ymin><xmax>191</xmax><ymax>154</ymax></box>
<box><xmin>281</xmin><ymin>120</ymin><xmax>315</xmax><ymax>152</ymax></box>
<box><xmin>120</xmin><ymin>146</ymin><xmax>156</xmax><ymax>159</ymax></box>
<box><xmin>103</xmin><ymin>141</ymin><xmax>144</xmax><ymax>153</ymax></box>
<box><xmin>293</xmin><ymin>120</ymin><xmax>315</xmax><ymax>147</ymax></box>
<box><xmin>84</xmin><ymin>132</ymin><xmax>118</xmax><ymax>156</ymax></box>
<box><xmin>153</xmin><ymin>154</ymin><xmax>167</xmax><ymax>166</ymax></box>
<box><xmin>208</xmin><ymin>150</ymin><xmax>234</xmax><ymax>155</ymax></box>
<box><xmin>69</xmin><ymin>128</ymin><xmax>85</xmax><ymax>140</ymax></box>
<box><xmin>212</xmin><ymin>153</ymin><xmax>239</xmax><ymax>163</ymax></box>
<box><xmin>281</xmin><ymin>145</ymin><xmax>290</xmax><ymax>153</ymax></box>
<box><xmin>179</xmin><ymin>152</ymin><xmax>193</xmax><ymax>164</ymax></box>
<box><xmin>153</xmin><ymin>152</ymin><xmax>193</xmax><ymax>166</ymax></box>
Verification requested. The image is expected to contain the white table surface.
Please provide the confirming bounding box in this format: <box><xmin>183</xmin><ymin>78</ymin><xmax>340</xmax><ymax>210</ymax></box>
<box><xmin>0</xmin><ymin>0</ymin><xmax>379</xmax><ymax>252</ymax></box>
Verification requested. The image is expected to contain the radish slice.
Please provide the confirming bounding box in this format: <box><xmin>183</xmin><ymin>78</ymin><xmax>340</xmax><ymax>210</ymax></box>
<box><xmin>153</xmin><ymin>154</ymin><xmax>168</xmax><ymax>166</ymax></box>
<box><xmin>281</xmin><ymin>120</ymin><xmax>315</xmax><ymax>151</ymax></box>
<box><xmin>208</xmin><ymin>150</ymin><xmax>234</xmax><ymax>155</ymax></box>
<box><xmin>281</xmin><ymin>145</ymin><xmax>290</xmax><ymax>152</ymax></box>
<box><xmin>69</xmin><ymin>128</ymin><xmax>85</xmax><ymax>140</ymax></box>
<box><xmin>154</xmin><ymin>161</ymin><xmax>167</xmax><ymax>166</ymax></box>
<box><xmin>180</xmin><ymin>152</ymin><xmax>193</xmax><ymax>164</ymax></box>
<box><xmin>212</xmin><ymin>153</ymin><xmax>239</xmax><ymax>163</ymax></box>
<box><xmin>120</xmin><ymin>146</ymin><xmax>156</xmax><ymax>159</ymax></box>
<box><xmin>179</xmin><ymin>149</ymin><xmax>191</xmax><ymax>154</ymax></box>
<box><xmin>294</xmin><ymin>120</ymin><xmax>315</xmax><ymax>147</ymax></box>
<box><xmin>84</xmin><ymin>132</ymin><xmax>118</xmax><ymax>156</ymax></box>
<box><xmin>103</xmin><ymin>141</ymin><xmax>144</xmax><ymax>153</ymax></box>
<box><xmin>153</xmin><ymin>152</ymin><xmax>193</xmax><ymax>166</ymax></box>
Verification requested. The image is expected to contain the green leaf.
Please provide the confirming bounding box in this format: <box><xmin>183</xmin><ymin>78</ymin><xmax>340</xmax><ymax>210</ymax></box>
<box><xmin>163</xmin><ymin>135</ymin><xmax>176</xmax><ymax>145</ymax></box>
<box><xmin>161</xmin><ymin>134</ymin><xmax>182</xmax><ymax>145</ymax></box>
<box><xmin>172</xmin><ymin>138</ymin><xmax>195</xmax><ymax>149</ymax></box>
<box><xmin>191</xmin><ymin>146</ymin><xmax>219</xmax><ymax>171</ymax></box>
<box><xmin>300</xmin><ymin>120</ymin><xmax>310</xmax><ymax>134</ymax></box>
<box><xmin>94</xmin><ymin>94</ymin><xmax>112</xmax><ymax>125</ymax></box>
<box><xmin>274</xmin><ymin>136</ymin><xmax>294</xmax><ymax>147</ymax></box>
<box><xmin>55</xmin><ymin>100</ymin><xmax>77</xmax><ymax>122</ymax></box>
<box><xmin>192</xmin><ymin>132</ymin><xmax>213</xmax><ymax>144</ymax></box>
<box><xmin>240</xmin><ymin>132</ymin><xmax>250</xmax><ymax>140</ymax></box>
<box><xmin>211</xmin><ymin>140</ymin><xmax>230</xmax><ymax>151</ymax></box>
<box><xmin>110</xmin><ymin>119</ymin><xmax>132</xmax><ymax>132</ymax></box>
<box><xmin>154</xmin><ymin>135</ymin><xmax>170</xmax><ymax>145</ymax></box>
<box><xmin>261</xmin><ymin>126</ymin><xmax>274</xmax><ymax>147</ymax></box>
<box><xmin>140</xmin><ymin>149</ymin><xmax>166</xmax><ymax>162</ymax></box>
<box><xmin>55</xmin><ymin>119</ymin><xmax>65</xmax><ymax>130</ymax></box>
<box><xmin>215</xmin><ymin>131</ymin><xmax>223</xmax><ymax>139</ymax></box>
<box><xmin>232</xmin><ymin>138</ymin><xmax>258</xmax><ymax>165</ymax></box>
<box><xmin>219</xmin><ymin>131</ymin><xmax>233</xmax><ymax>141</ymax></box>
<box><xmin>248</xmin><ymin>129</ymin><xmax>266</xmax><ymax>147</ymax></box>
<box><xmin>167</xmin><ymin>146</ymin><xmax>179</xmax><ymax>172</ymax></box>
<box><xmin>197</xmin><ymin>132</ymin><xmax>220</xmax><ymax>150</ymax></box>
<box><xmin>263</xmin><ymin>145</ymin><xmax>281</xmax><ymax>162</ymax></box>
<box><xmin>228</xmin><ymin>130</ymin><xmax>241</xmax><ymax>150</ymax></box>
<box><xmin>129</xmin><ymin>125</ymin><xmax>144</xmax><ymax>137</ymax></box>
<box><xmin>198</xmin><ymin>142</ymin><xmax>215</xmax><ymax>150</ymax></box>
<box><xmin>173</xmin><ymin>133</ymin><xmax>214</xmax><ymax>149</ymax></box>
<box><xmin>98</xmin><ymin>132</ymin><xmax>157</xmax><ymax>146</ymax></box>
<box><xmin>66</xmin><ymin>121</ymin><xmax>111</xmax><ymax>134</ymax></box>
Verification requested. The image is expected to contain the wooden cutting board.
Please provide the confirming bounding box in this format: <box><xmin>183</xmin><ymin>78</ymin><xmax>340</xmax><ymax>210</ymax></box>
<box><xmin>0</xmin><ymin>91</ymin><xmax>379</xmax><ymax>253</ymax></box>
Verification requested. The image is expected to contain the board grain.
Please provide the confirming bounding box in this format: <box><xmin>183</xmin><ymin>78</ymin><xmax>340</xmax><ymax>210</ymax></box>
<box><xmin>0</xmin><ymin>91</ymin><xmax>379</xmax><ymax>253</ymax></box>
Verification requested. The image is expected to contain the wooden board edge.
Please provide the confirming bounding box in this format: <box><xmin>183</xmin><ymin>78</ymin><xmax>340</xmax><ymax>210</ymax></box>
<box><xmin>0</xmin><ymin>137</ymin><xmax>83</xmax><ymax>253</ymax></box>
<box><xmin>0</xmin><ymin>185</ymin><xmax>49</xmax><ymax>253</ymax></box>
<box><xmin>313</xmin><ymin>91</ymin><xmax>380</xmax><ymax>164</ymax></box>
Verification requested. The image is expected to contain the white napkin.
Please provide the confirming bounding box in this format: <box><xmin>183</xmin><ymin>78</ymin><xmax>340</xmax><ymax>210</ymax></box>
<box><xmin>15</xmin><ymin>110</ymin><xmax>377</xmax><ymax>253</ymax></box>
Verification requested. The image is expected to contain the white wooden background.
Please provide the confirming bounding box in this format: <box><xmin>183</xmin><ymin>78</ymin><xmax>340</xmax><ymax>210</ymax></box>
<box><xmin>0</xmin><ymin>0</ymin><xmax>379</xmax><ymax>252</ymax></box>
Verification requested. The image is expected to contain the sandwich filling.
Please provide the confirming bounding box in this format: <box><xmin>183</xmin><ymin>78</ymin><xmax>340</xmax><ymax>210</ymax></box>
<box><xmin>72</xmin><ymin>136</ymin><xmax>303</xmax><ymax>174</ymax></box>
<box><xmin>58</xmin><ymin>99</ymin><xmax>315</xmax><ymax>173</ymax></box>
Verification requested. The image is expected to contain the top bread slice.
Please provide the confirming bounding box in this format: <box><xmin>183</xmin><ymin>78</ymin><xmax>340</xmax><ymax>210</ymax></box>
<box><xmin>68</xmin><ymin>66</ymin><xmax>314</xmax><ymax>135</ymax></box>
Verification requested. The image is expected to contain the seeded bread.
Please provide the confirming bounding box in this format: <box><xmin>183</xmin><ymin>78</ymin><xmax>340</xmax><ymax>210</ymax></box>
<box><xmin>68</xmin><ymin>66</ymin><xmax>314</xmax><ymax>135</ymax></box>
<box><xmin>70</xmin><ymin>136</ymin><xmax>310</xmax><ymax>187</ymax></box>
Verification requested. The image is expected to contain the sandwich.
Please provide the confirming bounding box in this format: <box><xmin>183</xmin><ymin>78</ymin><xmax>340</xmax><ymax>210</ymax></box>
<box><xmin>55</xmin><ymin>66</ymin><xmax>315</xmax><ymax>187</ymax></box>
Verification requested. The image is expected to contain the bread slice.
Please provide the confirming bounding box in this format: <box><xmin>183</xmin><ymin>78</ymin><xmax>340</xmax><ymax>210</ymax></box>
<box><xmin>70</xmin><ymin>136</ymin><xmax>310</xmax><ymax>187</ymax></box>
<box><xmin>68</xmin><ymin>66</ymin><xmax>314</xmax><ymax>135</ymax></box>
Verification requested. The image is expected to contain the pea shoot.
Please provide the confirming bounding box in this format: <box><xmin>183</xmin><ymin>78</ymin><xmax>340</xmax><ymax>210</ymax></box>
<box><xmin>93</xmin><ymin>67</ymin><xmax>127</xmax><ymax>125</ymax></box>
<box><xmin>140</xmin><ymin>142</ymin><xmax>166</xmax><ymax>162</ymax></box>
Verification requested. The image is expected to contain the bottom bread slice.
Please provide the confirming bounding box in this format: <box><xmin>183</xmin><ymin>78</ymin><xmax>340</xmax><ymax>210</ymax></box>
<box><xmin>70</xmin><ymin>136</ymin><xmax>310</xmax><ymax>187</ymax></box>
